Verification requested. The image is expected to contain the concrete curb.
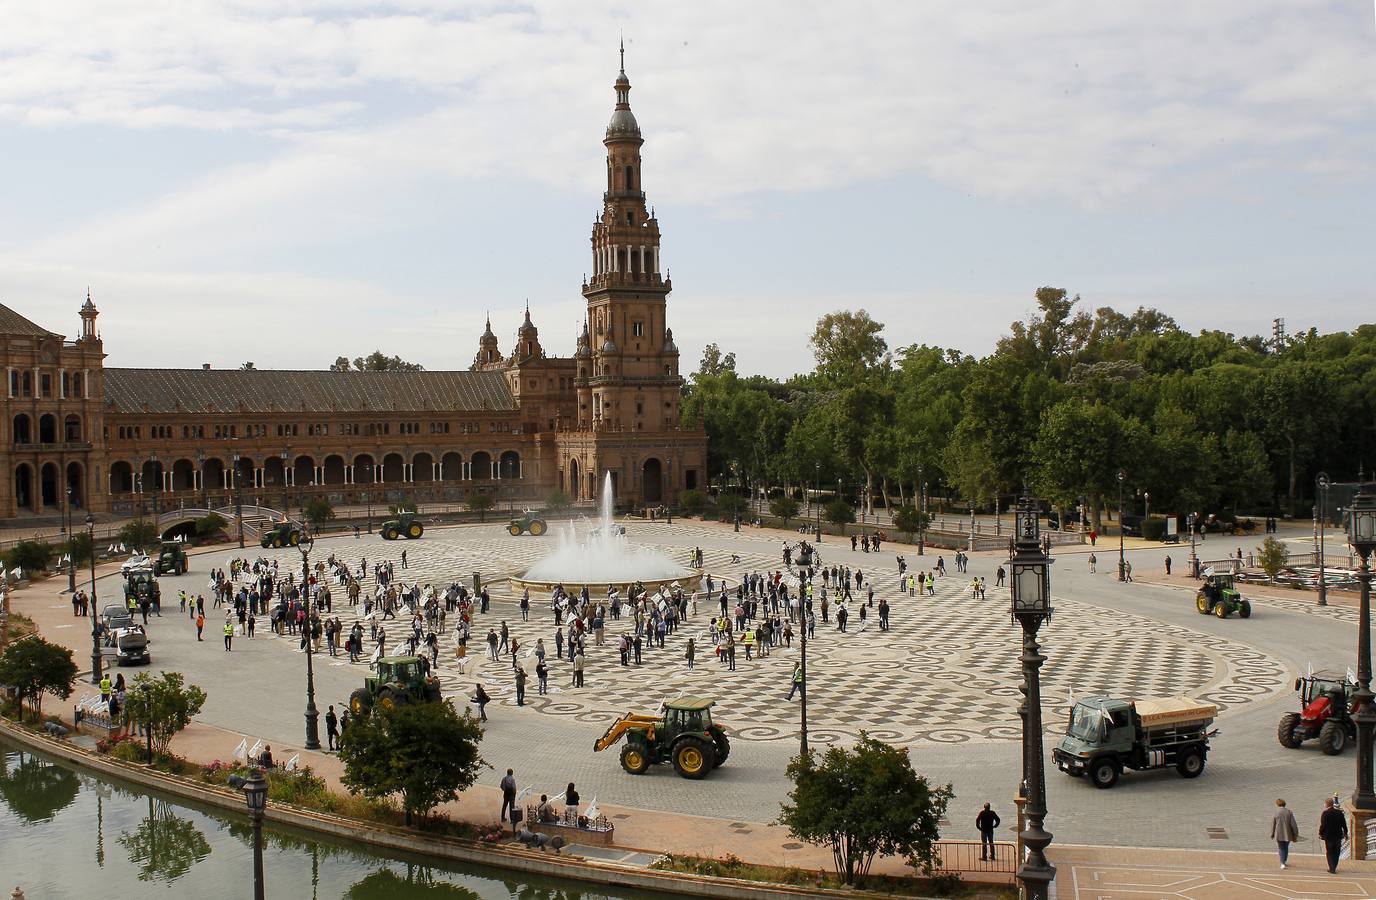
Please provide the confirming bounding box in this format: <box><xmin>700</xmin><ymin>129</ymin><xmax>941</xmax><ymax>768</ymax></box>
<box><xmin>0</xmin><ymin>716</ymin><xmax>945</xmax><ymax>900</ymax></box>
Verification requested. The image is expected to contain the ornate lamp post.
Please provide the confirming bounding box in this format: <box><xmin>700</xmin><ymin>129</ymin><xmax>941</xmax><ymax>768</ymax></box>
<box><xmin>814</xmin><ymin>462</ymin><xmax>821</xmax><ymax>543</ymax></box>
<box><xmin>280</xmin><ymin>450</ymin><xmax>290</xmax><ymax>520</ymax></box>
<box><xmin>1317</xmin><ymin>473</ymin><xmax>1330</xmax><ymax>606</ymax></box>
<box><xmin>1010</xmin><ymin>495</ymin><xmax>1056</xmax><ymax>899</ymax></box>
<box><xmin>1188</xmin><ymin>511</ymin><xmax>1199</xmax><ymax>578</ymax></box>
<box><xmin>1117</xmin><ymin>470</ymin><xmax>1127</xmax><ymax>582</ymax></box>
<box><xmin>86</xmin><ymin>512</ymin><xmax>102</xmax><ymax>684</ymax></box>
<box><xmin>917</xmin><ymin>464</ymin><xmax>926</xmax><ymax>556</ymax></box>
<box><xmin>362</xmin><ymin>463</ymin><xmax>374</xmax><ymax>534</ymax></box>
<box><xmin>229</xmin><ymin>768</ymin><xmax>268</xmax><ymax>900</ymax></box>
<box><xmin>196</xmin><ymin>450</ymin><xmax>207</xmax><ymax>509</ymax></box>
<box><xmin>231</xmin><ymin>451</ymin><xmax>245</xmax><ymax>549</ymax></box>
<box><xmin>149</xmin><ymin>452</ymin><xmax>160</xmax><ymax>519</ymax></box>
<box><xmin>299</xmin><ymin>531</ymin><xmax>322</xmax><ymax>750</ymax></box>
<box><xmin>798</xmin><ymin>584</ymin><xmax>809</xmax><ymax>757</ymax></box>
<box><xmin>64</xmin><ymin>486</ymin><xmax>76</xmax><ymax>594</ymax></box>
<box><xmin>1347</xmin><ymin>490</ymin><xmax>1376</xmax><ymax>814</ymax></box>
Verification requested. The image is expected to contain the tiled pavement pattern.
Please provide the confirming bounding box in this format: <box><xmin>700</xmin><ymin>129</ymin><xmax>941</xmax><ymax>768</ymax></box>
<box><xmin>241</xmin><ymin>524</ymin><xmax>1287</xmax><ymax>745</ymax></box>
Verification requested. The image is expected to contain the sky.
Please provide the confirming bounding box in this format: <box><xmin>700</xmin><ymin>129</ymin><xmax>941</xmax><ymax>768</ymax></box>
<box><xmin>0</xmin><ymin>1</ymin><xmax>1372</xmax><ymax>379</ymax></box>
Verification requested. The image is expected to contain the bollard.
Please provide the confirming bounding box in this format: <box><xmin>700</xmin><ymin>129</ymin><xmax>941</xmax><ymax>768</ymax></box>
<box><xmin>14</xmin><ymin>886</ymin><xmax>26</xmax><ymax>900</ymax></box>
<box><xmin>472</xmin><ymin>572</ymin><xmax>481</xmax><ymax>595</ymax></box>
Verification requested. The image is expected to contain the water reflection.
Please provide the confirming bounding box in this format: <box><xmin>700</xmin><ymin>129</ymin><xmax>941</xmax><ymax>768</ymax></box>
<box><xmin>118</xmin><ymin>796</ymin><xmax>212</xmax><ymax>882</ymax></box>
<box><xmin>347</xmin><ymin>867</ymin><xmax>480</xmax><ymax>899</ymax></box>
<box><xmin>0</xmin><ymin>749</ymin><xmax>79</xmax><ymax>823</ymax></box>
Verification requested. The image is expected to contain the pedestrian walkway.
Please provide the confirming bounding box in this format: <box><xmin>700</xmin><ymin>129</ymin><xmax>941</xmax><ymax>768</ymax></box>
<box><xmin>1056</xmin><ymin>844</ymin><xmax>1376</xmax><ymax>898</ymax></box>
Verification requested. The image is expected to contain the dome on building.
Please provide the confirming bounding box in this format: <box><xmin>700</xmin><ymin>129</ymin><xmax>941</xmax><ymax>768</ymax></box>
<box><xmin>607</xmin><ymin>107</ymin><xmax>640</xmax><ymax>137</ymax></box>
<box><xmin>601</xmin><ymin>338</ymin><xmax>619</xmax><ymax>354</ymax></box>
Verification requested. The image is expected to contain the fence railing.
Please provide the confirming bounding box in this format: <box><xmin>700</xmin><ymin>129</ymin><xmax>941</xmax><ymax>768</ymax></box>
<box><xmin>933</xmin><ymin>840</ymin><xmax>1016</xmax><ymax>880</ymax></box>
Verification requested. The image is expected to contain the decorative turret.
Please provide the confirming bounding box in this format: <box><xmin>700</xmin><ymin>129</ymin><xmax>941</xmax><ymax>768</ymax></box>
<box><xmin>575</xmin><ymin>319</ymin><xmax>591</xmax><ymax>358</ymax></box>
<box><xmin>473</xmin><ymin>313</ymin><xmax>501</xmax><ymax>368</ymax></box>
<box><xmin>78</xmin><ymin>288</ymin><xmax>99</xmax><ymax>342</ymax></box>
<box><xmin>515</xmin><ymin>302</ymin><xmax>542</xmax><ymax>360</ymax></box>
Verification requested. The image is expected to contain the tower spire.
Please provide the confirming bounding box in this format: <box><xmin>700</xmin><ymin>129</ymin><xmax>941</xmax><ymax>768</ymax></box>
<box><xmin>619</xmin><ymin>34</ymin><xmax>625</xmax><ymax>75</ymax></box>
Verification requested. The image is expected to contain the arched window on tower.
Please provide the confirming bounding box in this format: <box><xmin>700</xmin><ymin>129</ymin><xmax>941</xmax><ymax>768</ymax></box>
<box><xmin>625</xmin><ymin>165</ymin><xmax>634</xmax><ymax>191</ymax></box>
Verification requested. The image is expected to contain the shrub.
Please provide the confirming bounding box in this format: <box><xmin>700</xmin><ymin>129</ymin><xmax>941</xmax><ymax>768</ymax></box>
<box><xmin>118</xmin><ymin>520</ymin><xmax>159</xmax><ymax>552</ymax></box>
<box><xmin>679</xmin><ymin>489</ymin><xmax>705</xmax><ymax>514</ymax></box>
<box><xmin>122</xmin><ymin>671</ymin><xmax>207</xmax><ymax>757</ymax></box>
<box><xmin>1140</xmin><ymin>516</ymin><xmax>1167</xmax><ymax>542</ymax></box>
<box><xmin>466</xmin><ymin>494</ymin><xmax>495</xmax><ymax>522</ymax></box>
<box><xmin>304</xmin><ymin>497</ymin><xmax>336</xmax><ymax>529</ymax></box>
<box><xmin>193</xmin><ymin>513</ymin><xmax>228</xmax><ymax>538</ymax></box>
<box><xmin>769</xmin><ymin>496</ymin><xmax>800</xmax><ymax>526</ymax></box>
<box><xmin>3</xmin><ymin>540</ymin><xmax>54</xmax><ymax>575</ymax></box>
<box><xmin>716</xmin><ymin>494</ymin><xmax>748</xmax><ymax>520</ymax></box>
<box><xmin>1258</xmin><ymin>536</ymin><xmax>1289</xmax><ymax>581</ymax></box>
<box><xmin>545</xmin><ymin>490</ymin><xmax>572</xmax><ymax>512</ymax></box>
<box><xmin>892</xmin><ymin>506</ymin><xmax>929</xmax><ymax>536</ymax></box>
<box><xmin>0</xmin><ymin>636</ymin><xmax>77</xmax><ymax>721</ymax></box>
<box><xmin>824</xmin><ymin>498</ymin><xmax>856</xmax><ymax>533</ymax></box>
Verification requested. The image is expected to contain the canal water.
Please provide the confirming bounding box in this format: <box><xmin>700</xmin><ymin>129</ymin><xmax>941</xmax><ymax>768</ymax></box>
<box><xmin>0</xmin><ymin>740</ymin><xmax>661</xmax><ymax>899</ymax></box>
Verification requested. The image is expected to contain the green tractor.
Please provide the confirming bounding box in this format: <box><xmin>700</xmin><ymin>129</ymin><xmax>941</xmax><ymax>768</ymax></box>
<box><xmin>156</xmin><ymin>539</ymin><xmax>190</xmax><ymax>576</ymax></box>
<box><xmin>260</xmin><ymin>521</ymin><xmax>301</xmax><ymax>549</ymax></box>
<box><xmin>593</xmin><ymin>697</ymin><xmax>730</xmax><ymax>779</ymax></box>
<box><xmin>1195</xmin><ymin>571</ymin><xmax>1251</xmax><ymax>619</ymax></box>
<box><xmin>381</xmin><ymin>512</ymin><xmax>425</xmax><ymax>541</ymax></box>
<box><xmin>507</xmin><ymin>510</ymin><xmax>548</xmax><ymax>537</ymax></box>
<box><xmin>348</xmin><ymin>656</ymin><xmax>442</xmax><ymax>717</ymax></box>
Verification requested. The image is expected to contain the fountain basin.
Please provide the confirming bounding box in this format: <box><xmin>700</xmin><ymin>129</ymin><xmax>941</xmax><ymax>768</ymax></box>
<box><xmin>508</xmin><ymin>571</ymin><xmax>702</xmax><ymax>598</ymax></box>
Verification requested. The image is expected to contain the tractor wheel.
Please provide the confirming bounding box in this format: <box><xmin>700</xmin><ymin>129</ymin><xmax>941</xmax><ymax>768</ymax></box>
<box><xmin>530</xmin><ymin>519</ymin><xmax>548</xmax><ymax>536</ymax></box>
<box><xmin>1214</xmin><ymin>601</ymin><xmax>1228</xmax><ymax>619</ymax></box>
<box><xmin>376</xmin><ymin>688</ymin><xmax>405</xmax><ymax>713</ymax></box>
<box><xmin>620</xmin><ymin>744</ymin><xmax>650</xmax><ymax>775</ymax></box>
<box><xmin>1176</xmin><ymin>747</ymin><xmax>1206</xmax><ymax>778</ymax></box>
<box><xmin>1239</xmin><ymin>600</ymin><xmax>1252</xmax><ymax>619</ymax></box>
<box><xmin>1090</xmin><ymin>760</ymin><xmax>1119</xmax><ymax>789</ymax></box>
<box><xmin>672</xmin><ymin>737</ymin><xmax>713</xmax><ymax>779</ymax></box>
<box><xmin>289</xmin><ymin>531</ymin><xmax>300</xmax><ymax>546</ymax></box>
<box><xmin>408</xmin><ymin>523</ymin><xmax>423</xmax><ymax>539</ymax></box>
<box><xmin>1320</xmin><ymin>720</ymin><xmax>1348</xmax><ymax>755</ymax></box>
<box><xmin>710</xmin><ymin>730</ymin><xmax>731</xmax><ymax>767</ymax></box>
<box><xmin>1196</xmin><ymin>595</ymin><xmax>1209</xmax><ymax>614</ymax></box>
<box><xmin>1277</xmin><ymin>712</ymin><xmax>1303</xmax><ymax>749</ymax></box>
<box><xmin>508</xmin><ymin>524</ymin><xmax>523</xmax><ymax>537</ymax></box>
<box><xmin>272</xmin><ymin>536</ymin><xmax>283</xmax><ymax>549</ymax></box>
<box><xmin>349</xmin><ymin>688</ymin><xmax>372</xmax><ymax>718</ymax></box>
<box><xmin>383</xmin><ymin>527</ymin><xmax>399</xmax><ymax>541</ymax></box>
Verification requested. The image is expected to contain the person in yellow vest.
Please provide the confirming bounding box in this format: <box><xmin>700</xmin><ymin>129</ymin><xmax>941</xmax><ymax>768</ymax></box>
<box><xmin>223</xmin><ymin>617</ymin><xmax>234</xmax><ymax>651</ymax></box>
<box><xmin>742</xmin><ymin>628</ymin><xmax>756</xmax><ymax>660</ymax></box>
<box><xmin>99</xmin><ymin>674</ymin><xmax>112</xmax><ymax>702</ymax></box>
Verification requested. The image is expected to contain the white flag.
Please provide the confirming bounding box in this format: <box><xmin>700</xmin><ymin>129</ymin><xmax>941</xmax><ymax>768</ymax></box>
<box><xmin>585</xmin><ymin>796</ymin><xmax>599</xmax><ymax>820</ymax></box>
<box><xmin>233</xmin><ymin>739</ymin><xmax>248</xmax><ymax>761</ymax></box>
<box><xmin>248</xmin><ymin>739</ymin><xmax>264</xmax><ymax>760</ymax></box>
<box><xmin>285</xmin><ymin>754</ymin><xmax>300</xmax><ymax>772</ymax></box>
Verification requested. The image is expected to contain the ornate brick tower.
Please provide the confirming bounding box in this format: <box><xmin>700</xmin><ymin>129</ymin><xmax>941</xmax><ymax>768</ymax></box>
<box><xmin>581</xmin><ymin>43</ymin><xmax>679</xmax><ymax>431</ymax></box>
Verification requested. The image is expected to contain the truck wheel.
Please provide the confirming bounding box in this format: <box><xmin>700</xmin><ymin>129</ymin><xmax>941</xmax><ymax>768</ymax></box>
<box><xmin>349</xmin><ymin>689</ymin><xmax>372</xmax><ymax>717</ymax></box>
<box><xmin>620</xmin><ymin>744</ymin><xmax>650</xmax><ymax>775</ymax></box>
<box><xmin>1196</xmin><ymin>595</ymin><xmax>1209</xmax><ymax>614</ymax></box>
<box><xmin>1239</xmin><ymin>600</ymin><xmax>1251</xmax><ymax>619</ymax></box>
<box><xmin>672</xmin><ymin>737</ymin><xmax>712</xmax><ymax>779</ymax></box>
<box><xmin>530</xmin><ymin>519</ymin><xmax>547</xmax><ymax>536</ymax></box>
<box><xmin>508</xmin><ymin>524</ymin><xmax>523</xmax><ymax>536</ymax></box>
<box><xmin>1277</xmin><ymin>712</ymin><xmax>1303</xmax><ymax>749</ymax></box>
<box><xmin>1176</xmin><ymin>747</ymin><xmax>1205</xmax><ymax>778</ymax></box>
<box><xmin>1320</xmin><ymin>720</ymin><xmax>1348</xmax><ymax>755</ymax></box>
<box><xmin>1090</xmin><ymin>760</ymin><xmax>1119</xmax><ymax>789</ymax></box>
<box><xmin>1214</xmin><ymin>602</ymin><xmax>1228</xmax><ymax>619</ymax></box>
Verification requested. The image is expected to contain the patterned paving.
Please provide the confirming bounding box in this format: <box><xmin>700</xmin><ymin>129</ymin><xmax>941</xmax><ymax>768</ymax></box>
<box><xmin>239</xmin><ymin>524</ymin><xmax>1288</xmax><ymax>745</ymax></box>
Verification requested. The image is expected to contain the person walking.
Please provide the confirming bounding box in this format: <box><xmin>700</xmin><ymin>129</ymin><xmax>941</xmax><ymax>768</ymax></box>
<box><xmin>1271</xmin><ymin>798</ymin><xmax>1298</xmax><ymax>869</ymax></box>
<box><xmin>1164</xmin><ymin>555</ymin><xmax>1173</xmax><ymax>576</ymax></box>
<box><xmin>1124</xmin><ymin>560</ymin><xmax>1133</xmax><ymax>582</ymax></box>
<box><xmin>536</xmin><ymin>659</ymin><xmax>548</xmax><ymax>695</ymax></box>
<box><xmin>1088</xmin><ymin>553</ymin><xmax>1097</xmax><ymax>574</ymax></box>
<box><xmin>499</xmin><ymin>769</ymin><xmax>518</xmax><ymax>826</ymax></box>
<box><xmin>514</xmin><ymin>666</ymin><xmax>527</xmax><ymax>706</ymax></box>
<box><xmin>196</xmin><ymin>611</ymin><xmax>205</xmax><ymax>641</ymax></box>
<box><xmin>1320</xmin><ymin>796</ymin><xmax>1348</xmax><ymax>873</ymax></box>
<box><xmin>976</xmin><ymin>803</ymin><xmax>1001</xmax><ymax>861</ymax></box>
<box><xmin>685</xmin><ymin>637</ymin><xmax>695</xmax><ymax>670</ymax></box>
<box><xmin>472</xmin><ymin>683</ymin><xmax>490</xmax><ymax>722</ymax></box>
<box><xmin>787</xmin><ymin>662</ymin><xmax>803</xmax><ymax>700</ymax></box>
<box><xmin>572</xmin><ymin>650</ymin><xmax>585</xmax><ymax>687</ymax></box>
<box><xmin>325</xmin><ymin>705</ymin><xmax>339</xmax><ymax>751</ymax></box>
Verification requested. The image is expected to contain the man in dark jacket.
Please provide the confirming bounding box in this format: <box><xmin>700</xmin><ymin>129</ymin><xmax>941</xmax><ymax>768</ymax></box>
<box><xmin>976</xmin><ymin>803</ymin><xmax>1001</xmax><ymax>861</ymax></box>
<box><xmin>1319</xmin><ymin>797</ymin><xmax>1348</xmax><ymax>873</ymax></box>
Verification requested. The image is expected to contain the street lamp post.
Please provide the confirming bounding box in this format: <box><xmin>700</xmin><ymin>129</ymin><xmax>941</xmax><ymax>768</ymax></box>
<box><xmin>798</xmin><ymin>583</ymin><xmax>809</xmax><ymax>757</ymax></box>
<box><xmin>917</xmin><ymin>465</ymin><xmax>926</xmax><ymax>556</ymax></box>
<box><xmin>231</xmin><ymin>452</ymin><xmax>245</xmax><ymax>549</ymax></box>
<box><xmin>196</xmin><ymin>451</ymin><xmax>207</xmax><ymax>509</ymax></box>
<box><xmin>230</xmin><ymin>768</ymin><xmax>269</xmax><ymax>900</ymax></box>
<box><xmin>280</xmin><ymin>450</ymin><xmax>290</xmax><ymax>520</ymax></box>
<box><xmin>1010</xmin><ymin>495</ymin><xmax>1056</xmax><ymax>899</ymax></box>
<box><xmin>136</xmin><ymin>472</ymin><xmax>144</xmax><ymax>518</ymax></box>
<box><xmin>362</xmin><ymin>464</ymin><xmax>374</xmax><ymax>534</ymax></box>
<box><xmin>1347</xmin><ymin>490</ymin><xmax>1376</xmax><ymax>814</ymax></box>
<box><xmin>814</xmin><ymin>463</ymin><xmax>821</xmax><ymax>543</ymax></box>
<box><xmin>1188</xmin><ymin>512</ymin><xmax>1199</xmax><ymax>579</ymax></box>
<box><xmin>1117</xmin><ymin>471</ymin><xmax>1127</xmax><ymax>582</ymax></box>
<box><xmin>1144</xmin><ymin>491</ymin><xmax>1150</xmax><ymax>521</ymax></box>
<box><xmin>86</xmin><ymin>512</ymin><xmax>102</xmax><ymax>685</ymax></box>
<box><xmin>150</xmin><ymin>453</ymin><xmax>160</xmax><ymax>520</ymax></box>
<box><xmin>1318</xmin><ymin>473</ymin><xmax>1330</xmax><ymax>607</ymax></box>
<box><xmin>299</xmin><ymin>532</ymin><xmax>322</xmax><ymax>751</ymax></box>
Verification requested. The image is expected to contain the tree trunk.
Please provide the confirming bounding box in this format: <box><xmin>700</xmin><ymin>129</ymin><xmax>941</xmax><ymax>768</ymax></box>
<box><xmin>880</xmin><ymin>476</ymin><xmax>892</xmax><ymax>517</ymax></box>
<box><xmin>1287</xmin><ymin>435</ymin><xmax>1297</xmax><ymax>519</ymax></box>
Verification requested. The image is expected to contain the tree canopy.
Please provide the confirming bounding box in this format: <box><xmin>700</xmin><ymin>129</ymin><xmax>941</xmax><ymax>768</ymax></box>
<box><xmin>332</xmin><ymin>352</ymin><xmax>424</xmax><ymax>372</ymax></box>
<box><xmin>681</xmin><ymin>293</ymin><xmax>1376</xmax><ymax>527</ymax></box>
<box><xmin>123</xmin><ymin>671</ymin><xmax>208</xmax><ymax>758</ymax></box>
<box><xmin>0</xmin><ymin>637</ymin><xmax>77</xmax><ymax>721</ymax></box>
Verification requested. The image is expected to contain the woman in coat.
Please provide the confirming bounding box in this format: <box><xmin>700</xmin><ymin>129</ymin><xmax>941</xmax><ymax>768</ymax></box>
<box><xmin>1270</xmin><ymin>798</ymin><xmax>1299</xmax><ymax>868</ymax></box>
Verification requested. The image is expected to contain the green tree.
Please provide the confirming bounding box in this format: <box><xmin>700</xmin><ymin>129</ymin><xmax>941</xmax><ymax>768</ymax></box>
<box><xmin>1257</xmin><ymin>536</ymin><xmax>1289</xmax><ymax>581</ymax></box>
<box><xmin>467</xmin><ymin>493</ymin><xmax>495</xmax><ymax>522</ymax></box>
<box><xmin>1031</xmin><ymin>400</ymin><xmax>1145</xmax><ymax>532</ymax></box>
<box><xmin>339</xmin><ymin>700</ymin><xmax>486</xmax><ymax>827</ymax></box>
<box><xmin>824</xmin><ymin>498</ymin><xmax>856</xmax><ymax>533</ymax></box>
<box><xmin>769</xmin><ymin>496</ymin><xmax>799</xmax><ymax>527</ymax></box>
<box><xmin>545</xmin><ymin>489</ymin><xmax>572</xmax><ymax>512</ymax></box>
<box><xmin>892</xmin><ymin>505</ymin><xmax>929</xmax><ymax>537</ymax></box>
<box><xmin>715</xmin><ymin>493</ymin><xmax>748</xmax><ymax>522</ymax></box>
<box><xmin>0</xmin><ymin>637</ymin><xmax>77</xmax><ymax>721</ymax></box>
<box><xmin>336</xmin><ymin>351</ymin><xmax>425</xmax><ymax>372</ymax></box>
<box><xmin>810</xmin><ymin>310</ymin><xmax>889</xmax><ymax>385</ymax></box>
<box><xmin>122</xmin><ymin>671</ymin><xmax>208</xmax><ymax>758</ymax></box>
<box><xmin>119</xmin><ymin>520</ymin><xmax>159</xmax><ymax>553</ymax></box>
<box><xmin>694</xmin><ymin>343</ymin><xmax>736</xmax><ymax>379</ymax></box>
<box><xmin>4</xmin><ymin>540</ymin><xmax>54</xmax><ymax>575</ymax></box>
<box><xmin>193</xmin><ymin>513</ymin><xmax>228</xmax><ymax>539</ymax></box>
<box><xmin>62</xmin><ymin>531</ymin><xmax>94</xmax><ymax>567</ymax></box>
<box><xmin>678</xmin><ymin>489</ymin><xmax>705</xmax><ymax>514</ymax></box>
<box><xmin>0</xmin><ymin>754</ymin><xmax>79</xmax><ymax>823</ymax></box>
<box><xmin>303</xmin><ymin>497</ymin><xmax>336</xmax><ymax>529</ymax></box>
<box><xmin>119</xmin><ymin>802</ymin><xmax>212</xmax><ymax>882</ymax></box>
<box><xmin>778</xmin><ymin>734</ymin><xmax>953</xmax><ymax>884</ymax></box>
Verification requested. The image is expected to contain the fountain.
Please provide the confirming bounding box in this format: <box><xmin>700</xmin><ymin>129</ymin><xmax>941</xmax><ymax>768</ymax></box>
<box><xmin>510</xmin><ymin>472</ymin><xmax>699</xmax><ymax>595</ymax></box>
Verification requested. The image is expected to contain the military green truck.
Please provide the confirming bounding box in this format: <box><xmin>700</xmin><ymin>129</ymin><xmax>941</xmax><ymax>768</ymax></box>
<box><xmin>1052</xmin><ymin>695</ymin><xmax>1217</xmax><ymax>788</ymax></box>
<box><xmin>381</xmin><ymin>512</ymin><xmax>425</xmax><ymax>541</ymax></box>
<box><xmin>260</xmin><ymin>521</ymin><xmax>301</xmax><ymax>549</ymax></box>
<box><xmin>593</xmin><ymin>697</ymin><xmax>730</xmax><ymax>779</ymax></box>
<box><xmin>348</xmin><ymin>656</ymin><xmax>441</xmax><ymax>716</ymax></box>
<box><xmin>156</xmin><ymin>539</ymin><xmax>189</xmax><ymax>575</ymax></box>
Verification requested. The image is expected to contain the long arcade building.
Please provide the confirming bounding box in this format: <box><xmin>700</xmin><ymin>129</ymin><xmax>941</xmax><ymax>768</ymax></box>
<box><xmin>0</xmin><ymin>59</ymin><xmax>705</xmax><ymax>523</ymax></box>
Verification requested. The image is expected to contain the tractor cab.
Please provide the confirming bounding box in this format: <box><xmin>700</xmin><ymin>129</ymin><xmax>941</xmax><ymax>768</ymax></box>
<box><xmin>1298</xmin><ymin>672</ymin><xmax>1354</xmax><ymax>713</ymax></box>
<box><xmin>1203</xmin><ymin>573</ymin><xmax>1237</xmax><ymax>600</ymax></box>
<box><xmin>1280</xmin><ymin>670</ymin><xmax>1361</xmax><ymax>754</ymax></box>
<box><xmin>379</xmin><ymin>658</ymin><xmax>420</xmax><ymax>685</ymax></box>
<box><xmin>665</xmin><ymin>699</ymin><xmax>713</xmax><ymax>733</ymax></box>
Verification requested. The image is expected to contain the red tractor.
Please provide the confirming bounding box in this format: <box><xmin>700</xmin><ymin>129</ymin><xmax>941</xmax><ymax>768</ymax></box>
<box><xmin>1278</xmin><ymin>671</ymin><xmax>1360</xmax><ymax>755</ymax></box>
